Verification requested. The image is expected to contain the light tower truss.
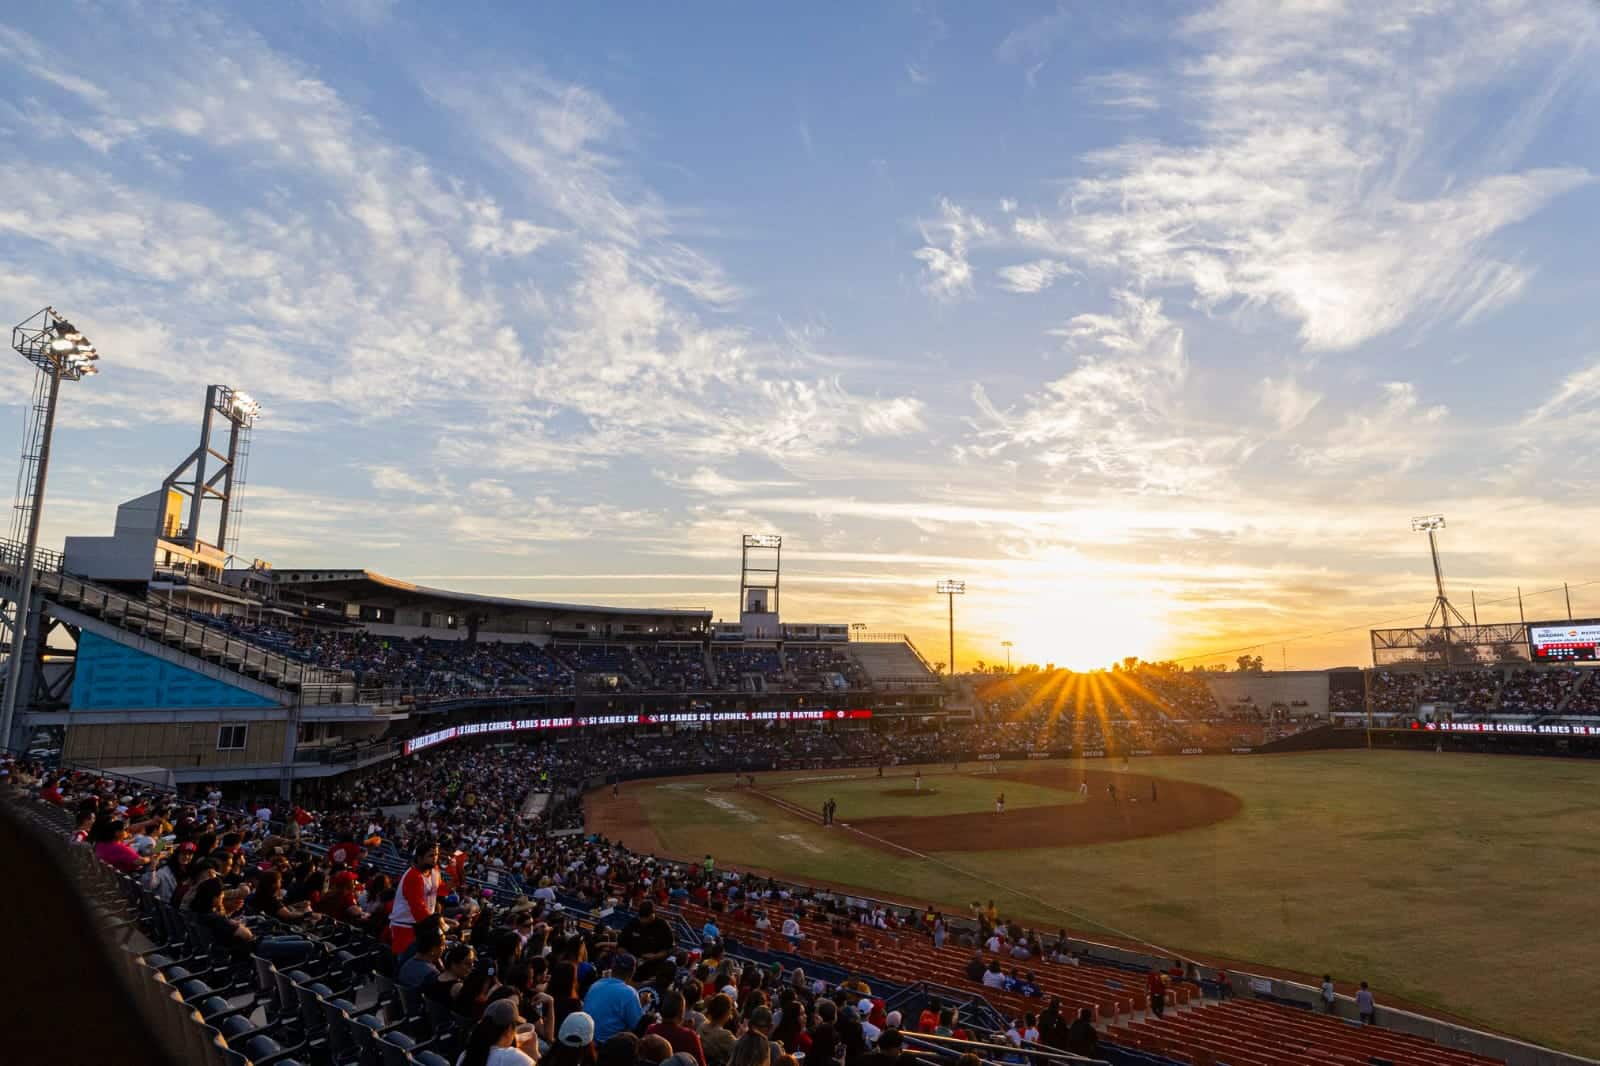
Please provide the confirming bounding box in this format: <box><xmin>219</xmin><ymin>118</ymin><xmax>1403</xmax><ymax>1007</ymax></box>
<box><xmin>161</xmin><ymin>384</ymin><xmax>261</xmax><ymax>558</ymax></box>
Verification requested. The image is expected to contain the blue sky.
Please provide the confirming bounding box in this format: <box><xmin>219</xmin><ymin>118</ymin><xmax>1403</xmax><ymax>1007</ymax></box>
<box><xmin>2</xmin><ymin>0</ymin><xmax>1599</xmax><ymax>669</ymax></box>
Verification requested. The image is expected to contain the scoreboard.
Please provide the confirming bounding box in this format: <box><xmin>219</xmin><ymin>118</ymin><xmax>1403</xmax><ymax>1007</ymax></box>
<box><xmin>1528</xmin><ymin>619</ymin><xmax>1600</xmax><ymax>663</ymax></box>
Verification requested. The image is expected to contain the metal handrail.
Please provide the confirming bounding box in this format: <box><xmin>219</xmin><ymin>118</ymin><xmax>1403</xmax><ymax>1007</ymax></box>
<box><xmin>902</xmin><ymin>1029</ymin><xmax>1109</xmax><ymax>1065</ymax></box>
<box><xmin>0</xmin><ymin>538</ymin><xmax>345</xmax><ymax>694</ymax></box>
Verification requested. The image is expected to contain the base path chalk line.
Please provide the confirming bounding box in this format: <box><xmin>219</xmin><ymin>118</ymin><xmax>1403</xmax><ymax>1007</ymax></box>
<box><xmin>831</xmin><ymin>813</ymin><xmax>1198</xmax><ymax>968</ymax></box>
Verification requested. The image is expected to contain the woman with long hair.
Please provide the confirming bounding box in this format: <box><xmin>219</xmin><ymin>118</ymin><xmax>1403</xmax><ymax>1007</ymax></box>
<box><xmin>727</xmin><ymin>1031</ymin><xmax>771</xmax><ymax>1066</ymax></box>
<box><xmin>248</xmin><ymin>867</ymin><xmax>316</xmax><ymax>925</ymax></box>
<box><xmin>770</xmin><ymin>994</ymin><xmax>809</xmax><ymax>1055</ymax></box>
<box><xmin>458</xmin><ymin>999</ymin><xmax>535</xmax><ymax>1066</ymax></box>
<box><xmin>547</xmin><ymin>960</ymin><xmax>584</xmax><ymax>1029</ymax></box>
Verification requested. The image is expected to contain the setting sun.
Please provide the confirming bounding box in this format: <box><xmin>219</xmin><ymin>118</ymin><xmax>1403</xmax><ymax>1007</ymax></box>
<box><xmin>983</xmin><ymin>585</ymin><xmax>1172</xmax><ymax>672</ymax></box>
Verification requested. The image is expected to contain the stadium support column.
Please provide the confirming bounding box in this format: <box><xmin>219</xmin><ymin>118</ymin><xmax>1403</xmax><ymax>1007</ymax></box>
<box><xmin>936</xmin><ymin>580</ymin><xmax>965</xmax><ymax>676</ymax></box>
<box><xmin>1</xmin><ymin>308</ymin><xmax>100</xmax><ymax>748</ymax></box>
<box><xmin>280</xmin><ymin>691</ymin><xmax>304</xmax><ymax>802</ymax></box>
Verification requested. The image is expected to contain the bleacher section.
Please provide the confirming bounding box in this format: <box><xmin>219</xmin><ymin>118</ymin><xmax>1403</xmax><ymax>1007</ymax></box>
<box><xmin>852</xmin><ymin>638</ymin><xmax>942</xmax><ymax>687</ymax></box>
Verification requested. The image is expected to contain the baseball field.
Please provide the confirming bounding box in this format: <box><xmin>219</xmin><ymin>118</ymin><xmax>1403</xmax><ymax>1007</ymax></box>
<box><xmin>585</xmin><ymin>750</ymin><xmax>1600</xmax><ymax>1057</ymax></box>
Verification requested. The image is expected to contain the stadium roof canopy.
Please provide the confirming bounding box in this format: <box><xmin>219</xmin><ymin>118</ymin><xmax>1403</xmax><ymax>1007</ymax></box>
<box><xmin>258</xmin><ymin>568</ymin><xmax>713</xmax><ymax>626</ymax></box>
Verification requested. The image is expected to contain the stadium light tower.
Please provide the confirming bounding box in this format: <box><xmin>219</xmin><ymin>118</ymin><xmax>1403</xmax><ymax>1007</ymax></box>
<box><xmin>1411</xmin><ymin>513</ymin><xmax>1470</xmax><ymax>666</ymax></box>
<box><xmin>1</xmin><ymin>307</ymin><xmax>100</xmax><ymax>746</ymax></box>
<box><xmin>1002</xmin><ymin>639</ymin><xmax>1013</xmax><ymax>673</ymax></box>
<box><xmin>936</xmin><ymin>579</ymin><xmax>965</xmax><ymax>676</ymax></box>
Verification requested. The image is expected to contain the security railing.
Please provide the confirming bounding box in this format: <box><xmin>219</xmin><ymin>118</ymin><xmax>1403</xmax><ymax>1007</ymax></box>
<box><xmin>0</xmin><ymin>538</ymin><xmax>348</xmax><ymax>698</ymax></box>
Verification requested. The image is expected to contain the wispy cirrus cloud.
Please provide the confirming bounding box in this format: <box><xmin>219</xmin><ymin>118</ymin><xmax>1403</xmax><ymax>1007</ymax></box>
<box><xmin>996</xmin><ymin>0</ymin><xmax>1598</xmax><ymax>349</ymax></box>
<box><xmin>965</xmin><ymin>291</ymin><xmax>1247</xmax><ymax>492</ymax></box>
<box><xmin>913</xmin><ymin>198</ymin><xmax>992</xmax><ymax>300</ymax></box>
<box><xmin>1293</xmin><ymin>382</ymin><xmax>1447</xmax><ymax>473</ymax></box>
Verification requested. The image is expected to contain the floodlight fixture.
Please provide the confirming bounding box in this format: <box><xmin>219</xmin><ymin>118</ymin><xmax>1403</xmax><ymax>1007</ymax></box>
<box><xmin>744</xmin><ymin>533</ymin><xmax>782</xmax><ymax>549</ymax></box>
<box><xmin>12</xmin><ymin>306</ymin><xmax>100</xmax><ymax>381</ymax></box>
<box><xmin>936</xmin><ymin>579</ymin><xmax>966</xmax><ymax>595</ymax></box>
<box><xmin>1408</xmin><ymin>512</ymin><xmax>1469</xmax><ymax>655</ymax></box>
<box><xmin>2</xmin><ymin>306</ymin><xmax>102</xmax><ymax>745</ymax></box>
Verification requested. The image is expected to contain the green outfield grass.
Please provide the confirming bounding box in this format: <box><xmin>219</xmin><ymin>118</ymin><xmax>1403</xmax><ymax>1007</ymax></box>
<box><xmin>767</xmin><ymin>769</ymin><xmax>1080</xmax><ymax>818</ymax></box>
<box><xmin>619</xmin><ymin>751</ymin><xmax>1600</xmax><ymax>1057</ymax></box>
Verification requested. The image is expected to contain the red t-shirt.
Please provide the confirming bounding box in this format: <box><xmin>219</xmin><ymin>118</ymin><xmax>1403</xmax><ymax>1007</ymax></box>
<box><xmin>917</xmin><ymin>1009</ymin><xmax>939</xmax><ymax>1032</ymax></box>
<box><xmin>328</xmin><ymin>841</ymin><xmax>365</xmax><ymax>868</ymax></box>
<box><xmin>646</xmin><ymin>1022</ymin><xmax>706</xmax><ymax>1066</ymax></box>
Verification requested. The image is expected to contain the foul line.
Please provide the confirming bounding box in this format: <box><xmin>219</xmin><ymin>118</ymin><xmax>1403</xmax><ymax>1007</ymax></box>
<box><xmin>727</xmin><ymin>769</ymin><xmax>1194</xmax><ymax>966</ymax></box>
<box><xmin>835</xmin><ymin>817</ymin><xmax>1196</xmax><ymax>968</ymax></box>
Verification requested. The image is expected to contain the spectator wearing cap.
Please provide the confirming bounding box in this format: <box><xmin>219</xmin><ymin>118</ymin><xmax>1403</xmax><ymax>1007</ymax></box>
<box><xmin>546</xmin><ymin>1012</ymin><xmax>598</xmax><ymax>1066</ymax></box>
<box><xmin>584</xmin><ymin>952</ymin><xmax>644</xmax><ymax>1043</ymax></box>
<box><xmin>318</xmin><ymin>869</ymin><xmax>369</xmax><ymax>923</ymax></box>
<box><xmin>460</xmin><ymin>997</ymin><xmax>538</xmax><ymax>1066</ymax></box>
<box><xmin>646</xmin><ymin>990</ymin><xmax>707</xmax><ymax>1066</ymax></box>
<box><xmin>857</xmin><ymin>1000</ymin><xmax>882</xmax><ymax>1044</ymax></box>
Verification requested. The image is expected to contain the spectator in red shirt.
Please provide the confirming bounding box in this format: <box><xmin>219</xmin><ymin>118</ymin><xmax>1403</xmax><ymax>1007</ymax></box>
<box><xmin>646</xmin><ymin>991</ymin><xmax>707</xmax><ymax>1066</ymax></box>
<box><xmin>327</xmin><ymin>834</ymin><xmax>365</xmax><ymax>869</ymax></box>
<box><xmin>70</xmin><ymin>809</ymin><xmax>96</xmax><ymax>844</ymax></box>
<box><xmin>1146</xmin><ymin>968</ymin><xmax>1166</xmax><ymax>1017</ymax></box>
<box><xmin>318</xmin><ymin>869</ymin><xmax>370</xmax><ymax>923</ymax></box>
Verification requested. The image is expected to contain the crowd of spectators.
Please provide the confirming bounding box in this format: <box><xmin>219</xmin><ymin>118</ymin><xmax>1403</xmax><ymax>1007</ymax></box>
<box><xmin>712</xmin><ymin>649</ymin><xmax>788</xmax><ymax>690</ymax></box>
<box><xmin>6</xmin><ymin>742</ymin><xmax>1107</xmax><ymax>1066</ymax></box>
<box><xmin>1498</xmin><ymin>668</ymin><xmax>1580</xmax><ymax>713</ymax></box>
<box><xmin>634</xmin><ymin>646</ymin><xmax>712</xmax><ymax>690</ymax></box>
<box><xmin>1564</xmin><ymin>671</ymin><xmax>1600</xmax><ymax>716</ymax></box>
<box><xmin>1358</xmin><ymin>665</ymin><xmax>1599</xmax><ymax>718</ymax></box>
<box><xmin>181</xmin><ymin>612</ymin><xmax>884</xmax><ymax>698</ymax></box>
<box><xmin>8</xmin><ymin>743</ymin><xmax>1115</xmax><ymax>1066</ymax></box>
